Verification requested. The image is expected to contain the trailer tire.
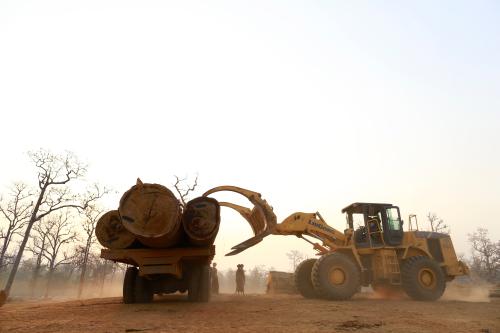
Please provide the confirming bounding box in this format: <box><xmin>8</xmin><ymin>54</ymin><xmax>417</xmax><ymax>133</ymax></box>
<box><xmin>197</xmin><ymin>264</ymin><xmax>211</xmax><ymax>302</ymax></box>
<box><xmin>188</xmin><ymin>265</ymin><xmax>201</xmax><ymax>302</ymax></box>
<box><xmin>135</xmin><ymin>274</ymin><xmax>153</xmax><ymax>303</ymax></box>
<box><xmin>123</xmin><ymin>267</ymin><xmax>137</xmax><ymax>304</ymax></box>
<box><xmin>187</xmin><ymin>264</ymin><xmax>211</xmax><ymax>302</ymax></box>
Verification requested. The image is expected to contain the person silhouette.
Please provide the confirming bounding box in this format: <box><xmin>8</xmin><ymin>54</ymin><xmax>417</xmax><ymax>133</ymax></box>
<box><xmin>235</xmin><ymin>264</ymin><xmax>245</xmax><ymax>295</ymax></box>
<box><xmin>211</xmin><ymin>262</ymin><xmax>219</xmax><ymax>294</ymax></box>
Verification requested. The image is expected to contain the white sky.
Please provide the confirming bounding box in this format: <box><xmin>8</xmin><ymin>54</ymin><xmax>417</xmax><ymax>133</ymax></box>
<box><xmin>1</xmin><ymin>1</ymin><xmax>499</xmax><ymax>272</ymax></box>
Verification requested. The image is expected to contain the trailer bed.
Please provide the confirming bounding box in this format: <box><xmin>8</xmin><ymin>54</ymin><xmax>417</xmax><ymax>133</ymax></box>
<box><xmin>101</xmin><ymin>245</ymin><xmax>215</xmax><ymax>277</ymax></box>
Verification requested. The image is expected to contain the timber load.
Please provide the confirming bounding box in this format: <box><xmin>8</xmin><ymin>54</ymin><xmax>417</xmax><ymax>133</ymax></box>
<box><xmin>183</xmin><ymin>197</ymin><xmax>221</xmax><ymax>246</ymax></box>
<box><xmin>96</xmin><ymin>178</ymin><xmax>221</xmax><ymax>250</ymax></box>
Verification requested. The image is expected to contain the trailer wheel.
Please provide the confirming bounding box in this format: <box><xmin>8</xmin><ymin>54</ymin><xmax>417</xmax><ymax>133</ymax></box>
<box><xmin>197</xmin><ymin>264</ymin><xmax>211</xmax><ymax>302</ymax></box>
<box><xmin>135</xmin><ymin>274</ymin><xmax>153</xmax><ymax>303</ymax></box>
<box><xmin>188</xmin><ymin>265</ymin><xmax>201</xmax><ymax>302</ymax></box>
<box><xmin>187</xmin><ymin>264</ymin><xmax>211</xmax><ymax>302</ymax></box>
<box><xmin>123</xmin><ymin>267</ymin><xmax>137</xmax><ymax>304</ymax></box>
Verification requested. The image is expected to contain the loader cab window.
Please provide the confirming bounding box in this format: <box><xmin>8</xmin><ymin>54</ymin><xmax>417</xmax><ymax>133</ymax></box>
<box><xmin>386</xmin><ymin>208</ymin><xmax>401</xmax><ymax>231</ymax></box>
<box><xmin>352</xmin><ymin>214</ymin><xmax>365</xmax><ymax>229</ymax></box>
<box><xmin>383</xmin><ymin>206</ymin><xmax>404</xmax><ymax>246</ymax></box>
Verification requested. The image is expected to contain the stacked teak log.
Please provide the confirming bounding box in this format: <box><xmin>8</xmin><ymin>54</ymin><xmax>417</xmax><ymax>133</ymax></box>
<box><xmin>96</xmin><ymin>179</ymin><xmax>220</xmax><ymax>249</ymax></box>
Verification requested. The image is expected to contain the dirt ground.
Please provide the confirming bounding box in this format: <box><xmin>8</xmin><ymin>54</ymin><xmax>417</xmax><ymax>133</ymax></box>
<box><xmin>1</xmin><ymin>293</ymin><xmax>499</xmax><ymax>333</ymax></box>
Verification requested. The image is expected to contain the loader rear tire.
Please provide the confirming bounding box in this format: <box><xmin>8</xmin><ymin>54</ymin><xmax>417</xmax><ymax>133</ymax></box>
<box><xmin>312</xmin><ymin>252</ymin><xmax>360</xmax><ymax>300</ymax></box>
<box><xmin>294</xmin><ymin>259</ymin><xmax>319</xmax><ymax>299</ymax></box>
<box><xmin>401</xmin><ymin>256</ymin><xmax>445</xmax><ymax>301</ymax></box>
<box><xmin>123</xmin><ymin>267</ymin><xmax>137</xmax><ymax>304</ymax></box>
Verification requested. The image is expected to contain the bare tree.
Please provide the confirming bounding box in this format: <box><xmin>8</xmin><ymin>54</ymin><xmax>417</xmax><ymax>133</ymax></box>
<box><xmin>77</xmin><ymin>204</ymin><xmax>104</xmax><ymax>298</ymax></box>
<box><xmin>1</xmin><ymin>149</ymin><xmax>106</xmax><ymax>301</ymax></box>
<box><xmin>247</xmin><ymin>265</ymin><xmax>268</xmax><ymax>292</ymax></box>
<box><xmin>427</xmin><ymin>213</ymin><xmax>450</xmax><ymax>234</ymax></box>
<box><xmin>286</xmin><ymin>250</ymin><xmax>305</xmax><ymax>272</ymax></box>
<box><xmin>468</xmin><ymin>227</ymin><xmax>500</xmax><ymax>282</ymax></box>
<box><xmin>173</xmin><ymin>175</ymin><xmax>198</xmax><ymax>206</ymax></box>
<box><xmin>223</xmin><ymin>268</ymin><xmax>236</xmax><ymax>293</ymax></box>
<box><xmin>0</xmin><ymin>183</ymin><xmax>33</xmax><ymax>269</ymax></box>
<box><xmin>42</xmin><ymin>212</ymin><xmax>78</xmax><ymax>298</ymax></box>
<box><xmin>26</xmin><ymin>220</ymin><xmax>53</xmax><ymax>297</ymax></box>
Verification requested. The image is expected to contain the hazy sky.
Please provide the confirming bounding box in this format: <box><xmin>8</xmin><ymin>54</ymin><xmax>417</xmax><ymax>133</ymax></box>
<box><xmin>1</xmin><ymin>1</ymin><xmax>499</xmax><ymax>272</ymax></box>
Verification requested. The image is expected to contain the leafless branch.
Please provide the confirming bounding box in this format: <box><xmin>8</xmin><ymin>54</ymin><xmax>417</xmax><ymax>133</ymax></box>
<box><xmin>173</xmin><ymin>175</ymin><xmax>198</xmax><ymax>206</ymax></box>
<box><xmin>426</xmin><ymin>212</ymin><xmax>450</xmax><ymax>234</ymax></box>
<box><xmin>0</xmin><ymin>182</ymin><xmax>34</xmax><ymax>267</ymax></box>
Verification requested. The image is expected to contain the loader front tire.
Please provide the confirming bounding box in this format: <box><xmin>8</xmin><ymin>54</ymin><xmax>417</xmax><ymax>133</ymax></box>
<box><xmin>294</xmin><ymin>259</ymin><xmax>319</xmax><ymax>299</ymax></box>
<box><xmin>401</xmin><ymin>256</ymin><xmax>445</xmax><ymax>301</ymax></box>
<box><xmin>312</xmin><ymin>252</ymin><xmax>360</xmax><ymax>300</ymax></box>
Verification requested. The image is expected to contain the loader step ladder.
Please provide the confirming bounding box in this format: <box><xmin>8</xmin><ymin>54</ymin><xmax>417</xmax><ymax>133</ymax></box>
<box><xmin>385</xmin><ymin>252</ymin><xmax>401</xmax><ymax>285</ymax></box>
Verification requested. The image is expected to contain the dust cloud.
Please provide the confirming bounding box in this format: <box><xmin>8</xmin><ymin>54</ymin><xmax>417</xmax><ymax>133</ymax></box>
<box><xmin>441</xmin><ymin>281</ymin><xmax>491</xmax><ymax>302</ymax></box>
<box><xmin>4</xmin><ymin>273</ymin><xmax>125</xmax><ymax>303</ymax></box>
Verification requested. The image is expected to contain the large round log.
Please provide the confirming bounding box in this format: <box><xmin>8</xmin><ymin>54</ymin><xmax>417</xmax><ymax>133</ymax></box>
<box><xmin>182</xmin><ymin>197</ymin><xmax>220</xmax><ymax>246</ymax></box>
<box><xmin>119</xmin><ymin>181</ymin><xmax>183</xmax><ymax>248</ymax></box>
<box><xmin>96</xmin><ymin>210</ymin><xmax>136</xmax><ymax>249</ymax></box>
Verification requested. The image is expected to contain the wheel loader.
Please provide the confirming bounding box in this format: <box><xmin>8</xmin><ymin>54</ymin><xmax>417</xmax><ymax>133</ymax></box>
<box><xmin>203</xmin><ymin>186</ymin><xmax>469</xmax><ymax>301</ymax></box>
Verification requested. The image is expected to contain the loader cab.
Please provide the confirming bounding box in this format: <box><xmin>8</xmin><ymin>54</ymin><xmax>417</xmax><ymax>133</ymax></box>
<box><xmin>342</xmin><ymin>202</ymin><xmax>404</xmax><ymax>247</ymax></box>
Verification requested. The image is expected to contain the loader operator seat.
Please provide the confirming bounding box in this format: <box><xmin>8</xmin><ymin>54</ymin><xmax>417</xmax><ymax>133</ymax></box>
<box><xmin>368</xmin><ymin>217</ymin><xmax>383</xmax><ymax>244</ymax></box>
<box><xmin>354</xmin><ymin>217</ymin><xmax>382</xmax><ymax>246</ymax></box>
<box><xmin>354</xmin><ymin>225</ymin><xmax>367</xmax><ymax>244</ymax></box>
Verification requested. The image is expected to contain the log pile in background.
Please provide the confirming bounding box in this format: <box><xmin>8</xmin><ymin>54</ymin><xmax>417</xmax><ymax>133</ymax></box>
<box><xmin>96</xmin><ymin>179</ymin><xmax>221</xmax><ymax>249</ymax></box>
<box><xmin>266</xmin><ymin>271</ymin><xmax>297</xmax><ymax>294</ymax></box>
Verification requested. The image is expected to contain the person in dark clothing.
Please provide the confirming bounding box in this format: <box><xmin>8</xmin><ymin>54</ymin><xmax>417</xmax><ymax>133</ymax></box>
<box><xmin>235</xmin><ymin>264</ymin><xmax>245</xmax><ymax>295</ymax></box>
<box><xmin>211</xmin><ymin>262</ymin><xmax>219</xmax><ymax>294</ymax></box>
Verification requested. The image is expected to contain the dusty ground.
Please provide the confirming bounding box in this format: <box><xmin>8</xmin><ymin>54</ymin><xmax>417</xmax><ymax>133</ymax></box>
<box><xmin>1</xmin><ymin>294</ymin><xmax>499</xmax><ymax>333</ymax></box>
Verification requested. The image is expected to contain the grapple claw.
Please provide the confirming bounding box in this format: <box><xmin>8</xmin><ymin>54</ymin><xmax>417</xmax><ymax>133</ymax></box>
<box><xmin>203</xmin><ymin>186</ymin><xmax>276</xmax><ymax>255</ymax></box>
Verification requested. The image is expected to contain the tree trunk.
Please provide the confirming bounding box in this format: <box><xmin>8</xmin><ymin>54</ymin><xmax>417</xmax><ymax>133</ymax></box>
<box><xmin>77</xmin><ymin>240</ymin><xmax>91</xmax><ymax>298</ymax></box>
<box><xmin>0</xmin><ymin>230</ymin><xmax>12</xmax><ymax>270</ymax></box>
<box><xmin>44</xmin><ymin>267</ymin><xmax>54</xmax><ymax>299</ymax></box>
<box><xmin>30</xmin><ymin>264</ymin><xmax>41</xmax><ymax>298</ymax></box>
<box><xmin>99</xmin><ymin>261</ymin><xmax>108</xmax><ymax>297</ymax></box>
<box><xmin>2</xmin><ymin>187</ymin><xmax>46</xmax><ymax>297</ymax></box>
<box><xmin>3</xmin><ymin>218</ymin><xmax>36</xmax><ymax>295</ymax></box>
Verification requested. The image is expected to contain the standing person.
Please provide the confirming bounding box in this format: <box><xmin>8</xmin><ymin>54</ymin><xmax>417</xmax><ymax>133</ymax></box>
<box><xmin>211</xmin><ymin>262</ymin><xmax>219</xmax><ymax>295</ymax></box>
<box><xmin>235</xmin><ymin>264</ymin><xmax>245</xmax><ymax>295</ymax></box>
